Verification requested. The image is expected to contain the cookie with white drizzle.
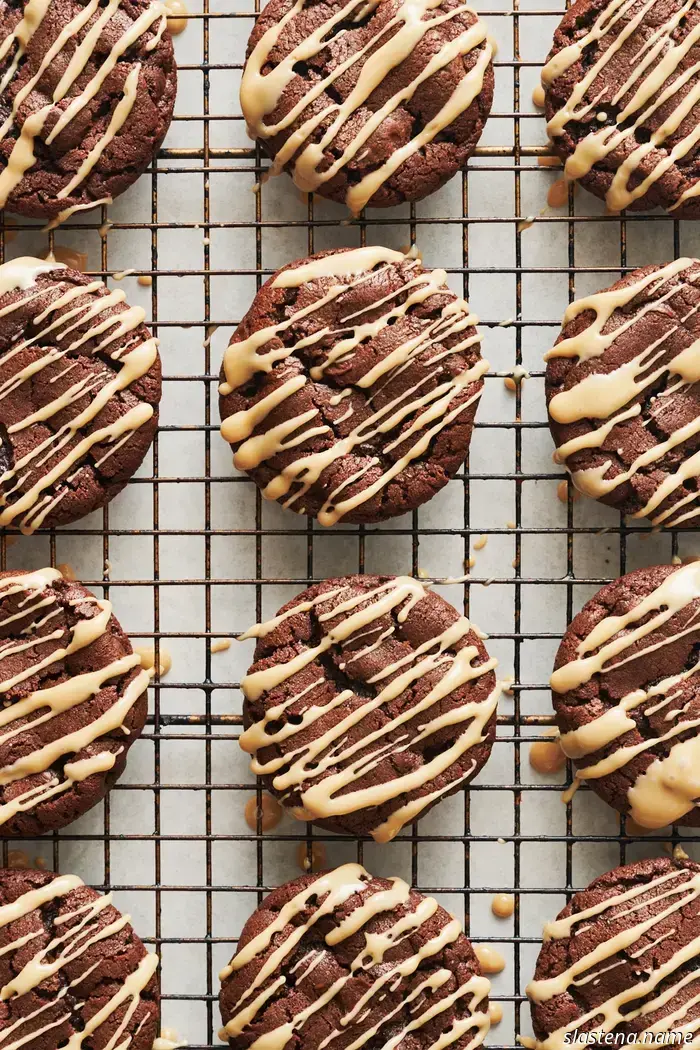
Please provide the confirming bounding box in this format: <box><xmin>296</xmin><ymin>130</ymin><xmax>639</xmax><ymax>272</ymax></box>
<box><xmin>527</xmin><ymin>857</ymin><xmax>700</xmax><ymax>1050</ymax></box>
<box><xmin>219</xmin><ymin>246</ymin><xmax>487</xmax><ymax>526</ymax></box>
<box><xmin>0</xmin><ymin>565</ymin><xmax>150</xmax><ymax>836</ymax></box>
<box><xmin>545</xmin><ymin>259</ymin><xmax>700</xmax><ymax>528</ymax></box>
<box><xmin>0</xmin><ymin>0</ymin><xmax>177</xmax><ymax>220</ymax></box>
<box><xmin>551</xmin><ymin>561</ymin><xmax>700</xmax><ymax>830</ymax></box>
<box><xmin>219</xmin><ymin>863</ymin><xmax>491</xmax><ymax>1049</ymax></box>
<box><xmin>239</xmin><ymin>573</ymin><xmax>500</xmax><ymax>841</ymax></box>
<box><xmin>540</xmin><ymin>0</ymin><xmax>700</xmax><ymax>216</ymax></box>
<box><xmin>0</xmin><ymin>257</ymin><xmax>161</xmax><ymax>533</ymax></box>
<box><xmin>0</xmin><ymin>867</ymin><xmax>159</xmax><ymax>1049</ymax></box>
<box><xmin>239</xmin><ymin>0</ymin><xmax>494</xmax><ymax>211</ymax></box>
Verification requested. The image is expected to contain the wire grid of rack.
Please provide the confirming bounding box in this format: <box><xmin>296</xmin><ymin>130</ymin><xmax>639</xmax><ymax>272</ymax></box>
<box><xmin>3</xmin><ymin>0</ymin><xmax>700</xmax><ymax>1046</ymax></box>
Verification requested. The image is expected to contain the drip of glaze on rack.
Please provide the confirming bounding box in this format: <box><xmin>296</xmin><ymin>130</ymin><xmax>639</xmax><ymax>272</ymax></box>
<box><xmin>547</xmin><ymin>259</ymin><xmax>700</xmax><ymax>529</ymax></box>
<box><xmin>0</xmin><ymin>567</ymin><xmax>149</xmax><ymax>826</ymax></box>
<box><xmin>0</xmin><ymin>257</ymin><xmax>157</xmax><ymax>534</ymax></box>
<box><xmin>240</xmin><ymin>574</ymin><xmax>500</xmax><ymax>843</ymax></box>
<box><xmin>220</xmin><ymin>862</ymin><xmax>491</xmax><ymax>1049</ymax></box>
<box><xmin>221</xmin><ymin>246</ymin><xmax>487</xmax><ymax>526</ymax></box>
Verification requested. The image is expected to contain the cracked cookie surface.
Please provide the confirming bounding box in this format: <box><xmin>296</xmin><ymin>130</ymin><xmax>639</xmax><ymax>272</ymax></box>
<box><xmin>0</xmin><ymin>257</ymin><xmax>161</xmax><ymax>532</ymax></box>
<box><xmin>0</xmin><ymin>867</ymin><xmax>159</xmax><ymax>1048</ymax></box>
<box><xmin>219</xmin><ymin>863</ymin><xmax>490</xmax><ymax>1049</ymax></box>
<box><xmin>528</xmin><ymin>858</ymin><xmax>700</xmax><ymax>1048</ymax></box>
<box><xmin>240</xmin><ymin>0</ymin><xmax>494</xmax><ymax>211</ymax></box>
<box><xmin>0</xmin><ymin>0</ymin><xmax>177</xmax><ymax>219</ymax></box>
<box><xmin>541</xmin><ymin>0</ymin><xmax>700</xmax><ymax>216</ymax></box>
<box><xmin>239</xmin><ymin>573</ymin><xmax>499</xmax><ymax>841</ymax></box>
<box><xmin>551</xmin><ymin>561</ymin><xmax>700</xmax><ymax>829</ymax></box>
<box><xmin>219</xmin><ymin>246</ymin><xmax>486</xmax><ymax>526</ymax></box>
<box><xmin>545</xmin><ymin>259</ymin><xmax>700</xmax><ymax>528</ymax></box>
<box><xmin>0</xmin><ymin>566</ymin><xmax>149</xmax><ymax>836</ymax></box>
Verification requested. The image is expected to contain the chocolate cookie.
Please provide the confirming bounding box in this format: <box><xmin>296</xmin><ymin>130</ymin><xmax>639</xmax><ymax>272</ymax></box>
<box><xmin>0</xmin><ymin>0</ymin><xmax>177</xmax><ymax>220</ymax></box>
<box><xmin>240</xmin><ymin>0</ymin><xmax>494</xmax><ymax>212</ymax></box>
<box><xmin>527</xmin><ymin>857</ymin><xmax>700</xmax><ymax>1048</ymax></box>
<box><xmin>0</xmin><ymin>565</ymin><xmax>150</xmax><ymax>836</ymax></box>
<box><xmin>0</xmin><ymin>867</ymin><xmax>159</xmax><ymax>1048</ymax></box>
<box><xmin>219</xmin><ymin>246</ymin><xmax>487</xmax><ymax>526</ymax></box>
<box><xmin>551</xmin><ymin>561</ymin><xmax>700</xmax><ymax>830</ymax></box>
<box><xmin>0</xmin><ymin>256</ymin><xmax>161</xmax><ymax>533</ymax></box>
<box><xmin>541</xmin><ymin>0</ymin><xmax>700</xmax><ymax>217</ymax></box>
<box><xmin>239</xmin><ymin>573</ymin><xmax>500</xmax><ymax>841</ymax></box>
<box><xmin>219</xmin><ymin>863</ymin><xmax>491</xmax><ymax>1048</ymax></box>
<box><xmin>545</xmin><ymin>259</ymin><xmax>700</xmax><ymax>528</ymax></box>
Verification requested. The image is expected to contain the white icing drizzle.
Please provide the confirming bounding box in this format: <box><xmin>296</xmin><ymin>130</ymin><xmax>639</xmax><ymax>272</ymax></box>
<box><xmin>546</xmin><ymin>259</ymin><xmax>700</xmax><ymax>529</ymax></box>
<box><xmin>0</xmin><ymin>872</ymin><xmax>158</xmax><ymax>1049</ymax></box>
<box><xmin>239</xmin><ymin>0</ymin><xmax>492</xmax><ymax>212</ymax></box>
<box><xmin>0</xmin><ymin>567</ymin><xmax>150</xmax><ymax>829</ymax></box>
<box><xmin>219</xmin><ymin>863</ymin><xmax>491</xmax><ymax>1049</ymax></box>
<box><xmin>551</xmin><ymin>560</ymin><xmax>700</xmax><ymax>830</ymax></box>
<box><xmin>239</xmin><ymin>575</ymin><xmax>500</xmax><ymax>842</ymax></box>
<box><xmin>526</xmin><ymin>864</ymin><xmax>700</xmax><ymax>1050</ymax></box>
<box><xmin>0</xmin><ymin>257</ymin><xmax>158</xmax><ymax>534</ymax></box>
<box><xmin>0</xmin><ymin>0</ymin><xmax>167</xmax><ymax>210</ymax></box>
<box><xmin>220</xmin><ymin>247</ymin><xmax>487</xmax><ymax>526</ymax></box>
<box><xmin>541</xmin><ymin>0</ymin><xmax>700</xmax><ymax>213</ymax></box>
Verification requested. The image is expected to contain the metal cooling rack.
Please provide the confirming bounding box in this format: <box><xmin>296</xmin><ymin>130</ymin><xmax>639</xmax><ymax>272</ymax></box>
<box><xmin>3</xmin><ymin>0</ymin><xmax>700</xmax><ymax>1046</ymax></box>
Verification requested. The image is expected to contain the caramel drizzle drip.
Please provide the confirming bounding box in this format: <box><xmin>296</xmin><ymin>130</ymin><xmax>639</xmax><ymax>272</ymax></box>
<box><xmin>0</xmin><ymin>873</ymin><xmax>158</xmax><ymax>1050</ymax></box>
<box><xmin>541</xmin><ymin>0</ymin><xmax>700</xmax><ymax>212</ymax></box>
<box><xmin>526</xmin><ymin>866</ymin><xmax>700</xmax><ymax>1050</ymax></box>
<box><xmin>547</xmin><ymin>259</ymin><xmax>700</xmax><ymax>529</ymax></box>
<box><xmin>239</xmin><ymin>575</ymin><xmax>500</xmax><ymax>842</ymax></box>
<box><xmin>0</xmin><ymin>257</ymin><xmax>158</xmax><ymax>534</ymax></box>
<box><xmin>551</xmin><ymin>560</ymin><xmax>700</xmax><ymax>829</ymax></box>
<box><xmin>220</xmin><ymin>247</ymin><xmax>487</xmax><ymax>526</ymax></box>
<box><xmin>239</xmin><ymin>0</ymin><xmax>492</xmax><ymax>213</ymax></box>
<box><xmin>0</xmin><ymin>567</ymin><xmax>150</xmax><ymax>828</ymax></box>
<box><xmin>0</xmin><ymin>0</ymin><xmax>167</xmax><ymax>209</ymax></box>
<box><xmin>219</xmin><ymin>863</ymin><xmax>491</xmax><ymax>1050</ymax></box>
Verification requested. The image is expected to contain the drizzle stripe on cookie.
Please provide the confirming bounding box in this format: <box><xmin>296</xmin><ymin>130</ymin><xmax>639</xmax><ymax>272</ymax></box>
<box><xmin>551</xmin><ymin>560</ymin><xmax>700</xmax><ymax>829</ymax></box>
<box><xmin>546</xmin><ymin>259</ymin><xmax>700</xmax><ymax>529</ymax></box>
<box><xmin>0</xmin><ymin>872</ymin><xmax>158</xmax><ymax>1048</ymax></box>
<box><xmin>0</xmin><ymin>257</ymin><xmax>157</xmax><ymax>534</ymax></box>
<box><xmin>239</xmin><ymin>0</ymin><xmax>492</xmax><ymax>213</ymax></box>
<box><xmin>542</xmin><ymin>0</ymin><xmax>700</xmax><ymax>213</ymax></box>
<box><xmin>0</xmin><ymin>0</ymin><xmax>166</xmax><ymax>208</ymax></box>
<box><xmin>0</xmin><ymin>568</ymin><xmax>150</xmax><ymax>828</ymax></box>
<box><xmin>526</xmin><ymin>865</ymin><xmax>700</xmax><ymax>1050</ymax></box>
<box><xmin>220</xmin><ymin>863</ymin><xmax>491</xmax><ymax>1049</ymax></box>
<box><xmin>240</xmin><ymin>575</ymin><xmax>500</xmax><ymax>842</ymax></box>
<box><xmin>221</xmin><ymin>247</ymin><xmax>487</xmax><ymax>526</ymax></box>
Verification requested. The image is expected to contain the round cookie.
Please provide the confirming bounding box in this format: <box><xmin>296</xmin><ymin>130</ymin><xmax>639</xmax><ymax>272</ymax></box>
<box><xmin>527</xmin><ymin>857</ymin><xmax>700</xmax><ymax>1048</ymax></box>
<box><xmin>219</xmin><ymin>863</ymin><xmax>491</xmax><ymax>1048</ymax></box>
<box><xmin>545</xmin><ymin>259</ymin><xmax>700</xmax><ymax>528</ymax></box>
<box><xmin>0</xmin><ymin>0</ymin><xmax>177</xmax><ymax>220</ymax></box>
<box><xmin>219</xmin><ymin>246</ymin><xmax>487</xmax><ymax>526</ymax></box>
<box><xmin>0</xmin><ymin>257</ymin><xmax>161</xmax><ymax>533</ymax></box>
<box><xmin>540</xmin><ymin>0</ymin><xmax>700</xmax><ymax>216</ymax></box>
<box><xmin>240</xmin><ymin>0</ymin><xmax>494</xmax><ymax>212</ymax></box>
<box><xmin>0</xmin><ymin>867</ymin><xmax>159</xmax><ymax>1047</ymax></box>
<box><xmin>551</xmin><ymin>560</ymin><xmax>700</xmax><ymax>830</ymax></box>
<box><xmin>239</xmin><ymin>573</ymin><xmax>500</xmax><ymax>841</ymax></box>
<box><xmin>0</xmin><ymin>565</ymin><xmax>150</xmax><ymax>836</ymax></box>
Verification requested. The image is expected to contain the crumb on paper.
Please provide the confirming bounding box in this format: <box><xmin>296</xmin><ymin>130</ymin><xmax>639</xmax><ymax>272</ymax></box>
<box><xmin>211</xmin><ymin>638</ymin><xmax>231</xmax><ymax>654</ymax></box>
